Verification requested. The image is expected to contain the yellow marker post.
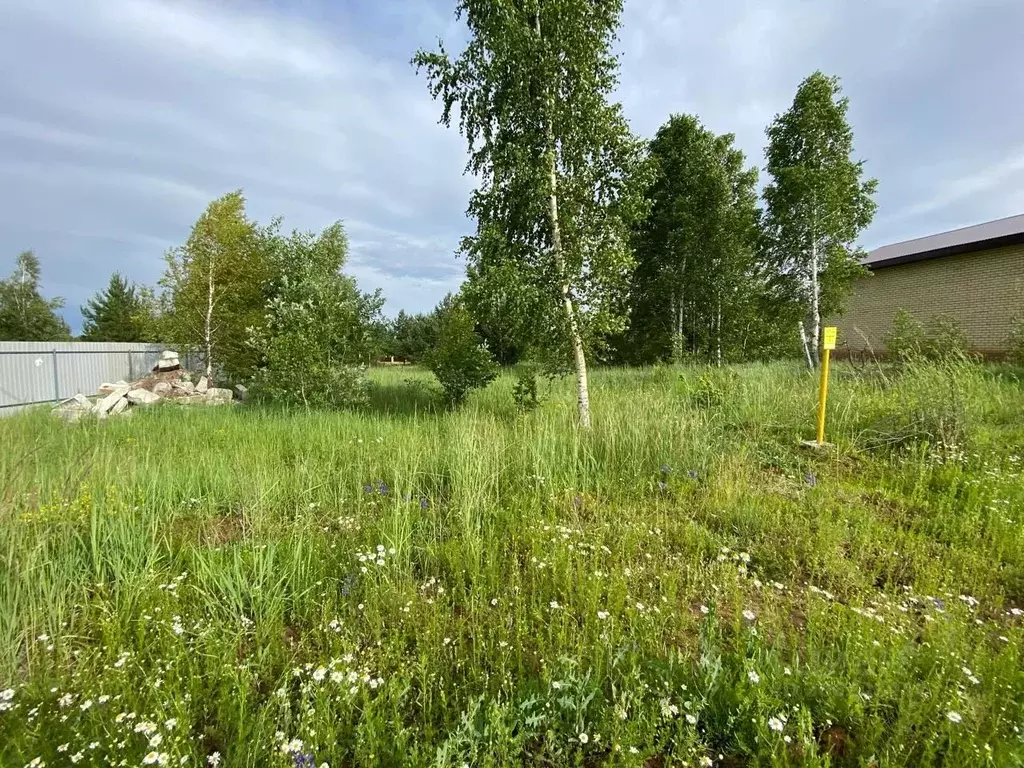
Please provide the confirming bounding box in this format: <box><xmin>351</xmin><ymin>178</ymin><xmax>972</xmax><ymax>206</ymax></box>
<box><xmin>816</xmin><ymin>327</ymin><xmax>837</xmax><ymax>445</ymax></box>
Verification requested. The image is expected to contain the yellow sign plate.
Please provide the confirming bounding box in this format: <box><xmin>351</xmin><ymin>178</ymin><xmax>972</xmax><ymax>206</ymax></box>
<box><xmin>823</xmin><ymin>326</ymin><xmax>837</xmax><ymax>350</ymax></box>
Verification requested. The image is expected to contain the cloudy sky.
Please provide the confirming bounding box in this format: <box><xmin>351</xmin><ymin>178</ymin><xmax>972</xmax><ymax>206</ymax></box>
<box><xmin>2</xmin><ymin>0</ymin><xmax>1022</xmax><ymax>333</ymax></box>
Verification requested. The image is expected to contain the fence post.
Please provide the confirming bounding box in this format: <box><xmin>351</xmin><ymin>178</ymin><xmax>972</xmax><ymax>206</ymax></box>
<box><xmin>52</xmin><ymin>348</ymin><xmax>60</xmax><ymax>401</ymax></box>
<box><xmin>128</xmin><ymin>350</ymin><xmax>134</xmax><ymax>381</ymax></box>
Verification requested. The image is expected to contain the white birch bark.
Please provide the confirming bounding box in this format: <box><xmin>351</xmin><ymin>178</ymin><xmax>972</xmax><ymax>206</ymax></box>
<box><xmin>204</xmin><ymin>252</ymin><xmax>214</xmax><ymax>379</ymax></box>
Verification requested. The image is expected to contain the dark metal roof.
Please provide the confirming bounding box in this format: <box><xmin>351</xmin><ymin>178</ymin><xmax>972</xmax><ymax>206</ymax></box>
<box><xmin>865</xmin><ymin>213</ymin><xmax>1024</xmax><ymax>269</ymax></box>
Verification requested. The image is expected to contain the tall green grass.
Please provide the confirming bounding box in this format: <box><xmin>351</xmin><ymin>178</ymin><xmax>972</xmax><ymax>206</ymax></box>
<box><xmin>0</xmin><ymin>361</ymin><xmax>1022</xmax><ymax>766</ymax></box>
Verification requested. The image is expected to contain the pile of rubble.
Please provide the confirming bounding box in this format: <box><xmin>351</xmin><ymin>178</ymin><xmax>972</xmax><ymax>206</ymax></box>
<box><xmin>53</xmin><ymin>351</ymin><xmax>242</xmax><ymax>422</ymax></box>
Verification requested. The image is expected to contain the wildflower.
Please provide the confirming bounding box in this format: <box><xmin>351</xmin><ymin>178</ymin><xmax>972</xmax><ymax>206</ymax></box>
<box><xmin>98</xmin><ymin>694</ymin><xmax>110</xmax><ymax>704</ymax></box>
<box><xmin>597</xmin><ymin>610</ymin><xmax>610</xmax><ymax>620</ymax></box>
<box><xmin>135</xmin><ymin>721</ymin><xmax>158</xmax><ymax>736</ymax></box>
<box><xmin>207</xmin><ymin>755</ymin><xmax>221</xmax><ymax>767</ymax></box>
<box><xmin>805</xmin><ymin>473</ymin><xmax>817</xmax><ymax>487</ymax></box>
<box><xmin>768</xmin><ymin>716</ymin><xmax>785</xmax><ymax>732</ymax></box>
<box><xmin>58</xmin><ymin>693</ymin><xmax>73</xmax><ymax>707</ymax></box>
<box><xmin>312</xmin><ymin>667</ymin><xmax>327</xmax><ymax>682</ymax></box>
<box><xmin>747</xmin><ymin>670</ymin><xmax>760</xmax><ymax>684</ymax></box>
<box><xmin>143</xmin><ymin>754</ymin><xmax>161</xmax><ymax>765</ymax></box>
<box><xmin>699</xmin><ymin>757</ymin><xmax>713</xmax><ymax>767</ymax></box>
<box><xmin>26</xmin><ymin>759</ymin><xmax>46</xmax><ymax>768</ymax></box>
<box><xmin>700</xmin><ymin>605</ymin><xmax>709</xmax><ymax>615</ymax></box>
<box><xmin>80</xmin><ymin>699</ymin><xmax>94</xmax><ymax>710</ymax></box>
<box><xmin>419</xmin><ymin>497</ymin><xmax>430</xmax><ymax>510</ymax></box>
<box><xmin>947</xmin><ymin>711</ymin><xmax>962</xmax><ymax>724</ymax></box>
<box><xmin>330</xmin><ymin>671</ymin><xmax>344</xmax><ymax>683</ymax></box>
<box><xmin>491</xmin><ymin>598</ymin><xmax>499</xmax><ymax>607</ymax></box>
<box><xmin>742</xmin><ymin>610</ymin><xmax>756</xmax><ymax>621</ymax></box>
<box><xmin>784</xmin><ymin>667</ymin><xmax>792</xmax><ymax>676</ymax></box>
<box><xmin>578</xmin><ymin>732</ymin><xmax>589</xmax><ymax>745</ymax></box>
<box><xmin>149</xmin><ymin>733</ymin><xmax>164</xmax><ymax>748</ymax></box>
<box><xmin>71</xmin><ymin>754</ymin><xmax>83</xmax><ymax>764</ymax></box>
<box><xmin>549</xmin><ymin>601</ymin><xmax>561</xmax><ymax>610</ymax></box>
<box><xmin>660</xmin><ymin>698</ymin><xmax>678</xmax><ymax>717</ymax></box>
<box><xmin>685</xmin><ymin>713</ymin><xmax>698</xmax><ymax>725</ymax></box>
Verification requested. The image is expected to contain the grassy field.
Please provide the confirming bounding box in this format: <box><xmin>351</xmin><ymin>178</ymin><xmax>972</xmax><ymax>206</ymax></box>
<box><xmin>1</xmin><ymin>361</ymin><xmax>1023</xmax><ymax>767</ymax></box>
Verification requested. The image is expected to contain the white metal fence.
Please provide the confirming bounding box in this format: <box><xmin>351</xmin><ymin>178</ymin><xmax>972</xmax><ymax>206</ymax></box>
<box><xmin>0</xmin><ymin>342</ymin><xmax>188</xmax><ymax>410</ymax></box>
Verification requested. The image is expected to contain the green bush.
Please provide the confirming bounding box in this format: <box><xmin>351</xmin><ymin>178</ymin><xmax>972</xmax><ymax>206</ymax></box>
<box><xmin>512</xmin><ymin>363</ymin><xmax>541</xmax><ymax>412</ymax></box>
<box><xmin>925</xmin><ymin>313</ymin><xmax>969</xmax><ymax>361</ymax></box>
<box><xmin>423</xmin><ymin>299</ymin><xmax>498</xmax><ymax>406</ymax></box>
<box><xmin>883</xmin><ymin>309</ymin><xmax>926</xmax><ymax>363</ymax></box>
<box><xmin>1008</xmin><ymin>315</ymin><xmax>1024</xmax><ymax>365</ymax></box>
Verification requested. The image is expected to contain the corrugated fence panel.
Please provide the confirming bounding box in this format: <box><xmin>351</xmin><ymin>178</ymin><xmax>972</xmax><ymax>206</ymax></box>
<box><xmin>0</xmin><ymin>342</ymin><xmax>171</xmax><ymax>409</ymax></box>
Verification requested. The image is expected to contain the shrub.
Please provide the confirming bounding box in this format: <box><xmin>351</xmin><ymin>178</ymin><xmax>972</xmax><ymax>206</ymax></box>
<box><xmin>925</xmin><ymin>313</ymin><xmax>969</xmax><ymax>361</ymax></box>
<box><xmin>1008</xmin><ymin>315</ymin><xmax>1024</xmax><ymax>365</ymax></box>
<box><xmin>423</xmin><ymin>299</ymin><xmax>498</xmax><ymax>406</ymax></box>
<box><xmin>248</xmin><ymin>223</ymin><xmax>382</xmax><ymax>408</ymax></box>
<box><xmin>512</xmin><ymin>363</ymin><xmax>541</xmax><ymax>412</ymax></box>
<box><xmin>884</xmin><ymin>309</ymin><xmax>926</xmax><ymax>363</ymax></box>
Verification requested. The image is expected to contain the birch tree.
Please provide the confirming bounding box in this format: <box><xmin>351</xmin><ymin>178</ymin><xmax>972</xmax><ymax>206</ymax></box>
<box><xmin>0</xmin><ymin>251</ymin><xmax>70</xmax><ymax>341</ymax></box>
<box><xmin>762</xmin><ymin>72</ymin><xmax>877</xmax><ymax>368</ymax></box>
<box><xmin>161</xmin><ymin>191</ymin><xmax>269</xmax><ymax>381</ymax></box>
<box><xmin>414</xmin><ymin>0</ymin><xmax>648</xmax><ymax>428</ymax></box>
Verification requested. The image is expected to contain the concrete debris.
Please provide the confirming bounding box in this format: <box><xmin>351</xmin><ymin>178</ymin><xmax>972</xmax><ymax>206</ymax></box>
<box><xmin>52</xmin><ymin>351</ymin><xmax>240</xmax><ymax>421</ymax></box>
<box><xmin>154</xmin><ymin>350</ymin><xmax>181</xmax><ymax>372</ymax></box>
<box><xmin>126</xmin><ymin>388</ymin><xmax>161</xmax><ymax>405</ymax></box>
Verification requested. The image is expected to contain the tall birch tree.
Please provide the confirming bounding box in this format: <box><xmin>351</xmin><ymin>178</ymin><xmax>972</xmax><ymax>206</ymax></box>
<box><xmin>762</xmin><ymin>72</ymin><xmax>877</xmax><ymax>368</ymax></box>
<box><xmin>161</xmin><ymin>191</ymin><xmax>269</xmax><ymax>381</ymax></box>
<box><xmin>414</xmin><ymin>0</ymin><xmax>648</xmax><ymax>428</ymax></box>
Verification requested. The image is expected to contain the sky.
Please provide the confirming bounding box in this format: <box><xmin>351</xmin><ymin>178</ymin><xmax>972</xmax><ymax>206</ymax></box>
<box><xmin>1</xmin><ymin>0</ymin><xmax>1022</xmax><ymax>334</ymax></box>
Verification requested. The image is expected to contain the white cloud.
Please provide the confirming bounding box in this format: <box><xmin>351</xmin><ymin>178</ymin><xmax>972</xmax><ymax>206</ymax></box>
<box><xmin>1</xmin><ymin>0</ymin><xmax>1023</xmax><ymax>332</ymax></box>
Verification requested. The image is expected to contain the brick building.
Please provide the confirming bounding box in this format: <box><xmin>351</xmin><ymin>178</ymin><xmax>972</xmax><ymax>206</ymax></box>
<box><xmin>837</xmin><ymin>214</ymin><xmax>1024</xmax><ymax>356</ymax></box>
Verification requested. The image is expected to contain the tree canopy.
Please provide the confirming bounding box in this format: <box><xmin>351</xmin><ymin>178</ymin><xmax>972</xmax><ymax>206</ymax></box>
<box><xmin>0</xmin><ymin>251</ymin><xmax>71</xmax><ymax>342</ymax></box>
<box><xmin>762</xmin><ymin>71</ymin><xmax>878</xmax><ymax>367</ymax></box>
<box><xmin>80</xmin><ymin>272</ymin><xmax>151</xmax><ymax>342</ymax></box>
<box><xmin>415</xmin><ymin>0</ymin><xmax>649</xmax><ymax>426</ymax></box>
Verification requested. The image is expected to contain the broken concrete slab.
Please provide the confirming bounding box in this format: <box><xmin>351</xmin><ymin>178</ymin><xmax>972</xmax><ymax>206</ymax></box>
<box><xmin>92</xmin><ymin>384</ymin><xmax>132</xmax><ymax>415</ymax></box>
<box><xmin>196</xmin><ymin>376</ymin><xmax>209</xmax><ymax>394</ymax></box>
<box><xmin>126</xmin><ymin>388</ymin><xmax>161</xmax><ymax>406</ymax></box>
<box><xmin>204</xmin><ymin>388</ymin><xmax>234</xmax><ymax>405</ymax></box>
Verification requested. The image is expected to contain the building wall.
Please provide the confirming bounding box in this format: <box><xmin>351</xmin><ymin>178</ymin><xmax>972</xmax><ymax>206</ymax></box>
<box><xmin>836</xmin><ymin>243</ymin><xmax>1024</xmax><ymax>355</ymax></box>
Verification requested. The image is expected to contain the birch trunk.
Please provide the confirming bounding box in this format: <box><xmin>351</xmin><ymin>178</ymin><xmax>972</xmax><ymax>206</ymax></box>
<box><xmin>547</xmin><ymin>149</ymin><xmax>591</xmax><ymax>428</ymax></box>
<box><xmin>204</xmin><ymin>254</ymin><xmax>214</xmax><ymax>379</ymax></box>
<box><xmin>536</xmin><ymin>11</ymin><xmax>590</xmax><ymax>428</ymax></box>
<box><xmin>809</xmin><ymin>236</ymin><xmax>821</xmax><ymax>369</ymax></box>
<box><xmin>715</xmin><ymin>299</ymin><xmax>722</xmax><ymax>367</ymax></box>
<box><xmin>799</xmin><ymin>321</ymin><xmax>813</xmax><ymax>370</ymax></box>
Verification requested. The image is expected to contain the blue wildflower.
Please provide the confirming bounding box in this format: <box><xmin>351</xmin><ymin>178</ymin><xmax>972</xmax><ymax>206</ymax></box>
<box><xmin>805</xmin><ymin>473</ymin><xmax>817</xmax><ymax>487</ymax></box>
<box><xmin>657</xmin><ymin>481</ymin><xmax>667</xmax><ymax>491</ymax></box>
<box><xmin>292</xmin><ymin>754</ymin><xmax>316</xmax><ymax>768</ymax></box>
<box><xmin>660</xmin><ymin>464</ymin><xmax>673</xmax><ymax>474</ymax></box>
<box><xmin>419</xmin><ymin>497</ymin><xmax>430</xmax><ymax>510</ymax></box>
<box><xmin>362</xmin><ymin>484</ymin><xmax>374</xmax><ymax>494</ymax></box>
<box><xmin>688</xmin><ymin>470</ymin><xmax>698</xmax><ymax>480</ymax></box>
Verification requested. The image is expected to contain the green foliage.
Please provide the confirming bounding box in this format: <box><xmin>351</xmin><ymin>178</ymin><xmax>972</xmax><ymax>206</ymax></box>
<box><xmin>387</xmin><ymin>310</ymin><xmax>439</xmax><ymax>363</ymax></box>
<box><xmin>249</xmin><ymin>223</ymin><xmax>382</xmax><ymax>408</ymax></box>
<box><xmin>626</xmin><ymin>114</ymin><xmax>766</xmax><ymax>364</ymax></box>
<box><xmin>762</xmin><ymin>72</ymin><xmax>878</xmax><ymax>366</ymax></box>
<box><xmin>511</xmin><ymin>362</ymin><xmax>541</xmax><ymax>412</ymax></box>
<box><xmin>1009</xmin><ymin>314</ymin><xmax>1024</xmax><ymax>365</ymax></box>
<box><xmin>422</xmin><ymin>296</ymin><xmax>497</xmax><ymax>406</ymax></box>
<box><xmin>415</xmin><ymin>0</ymin><xmax>651</xmax><ymax>423</ymax></box>
<box><xmin>925</xmin><ymin>313</ymin><xmax>970</xmax><ymax>360</ymax></box>
<box><xmin>79</xmin><ymin>272</ymin><xmax>153</xmax><ymax>342</ymax></box>
<box><xmin>885</xmin><ymin>310</ymin><xmax>970</xmax><ymax>364</ymax></box>
<box><xmin>884</xmin><ymin>309</ymin><xmax>927</xmax><ymax>363</ymax></box>
<box><xmin>0</xmin><ymin>251</ymin><xmax>71</xmax><ymax>341</ymax></box>
<box><xmin>161</xmin><ymin>191</ymin><xmax>270</xmax><ymax>381</ymax></box>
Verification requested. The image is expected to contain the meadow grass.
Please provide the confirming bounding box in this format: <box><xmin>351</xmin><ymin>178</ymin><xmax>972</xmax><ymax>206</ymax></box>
<box><xmin>1</xmin><ymin>361</ymin><xmax>1022</xmax><ymax>767</ymax></box>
